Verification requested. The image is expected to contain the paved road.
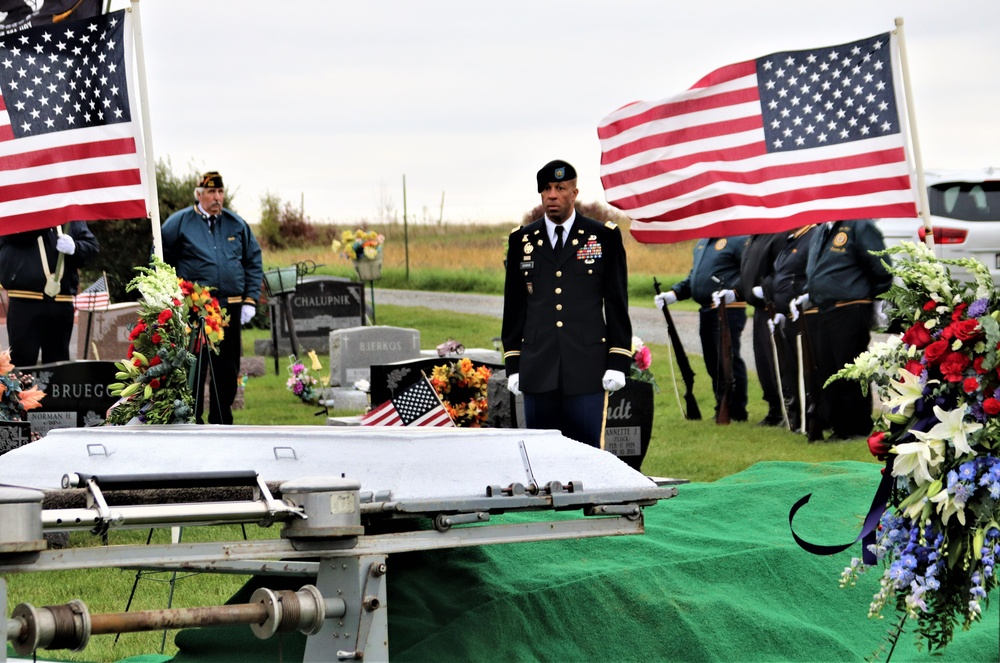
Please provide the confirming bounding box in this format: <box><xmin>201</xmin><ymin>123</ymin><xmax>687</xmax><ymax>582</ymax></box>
<box><xmin>375</xmin><ymin>289</ymin><xmax>757</xmax><ymax>370</ymax></box>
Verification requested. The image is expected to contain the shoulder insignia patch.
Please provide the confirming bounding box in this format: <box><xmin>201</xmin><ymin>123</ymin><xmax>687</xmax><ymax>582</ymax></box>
<box><xmin>509</xmin><ymin>225</ymin><xmax>521</xmax><ymax>235</ymax></box>
<box><xmin>605</xmin><ymin>221</ymin><xmax>618</xmax><ymax>230</ymax></box>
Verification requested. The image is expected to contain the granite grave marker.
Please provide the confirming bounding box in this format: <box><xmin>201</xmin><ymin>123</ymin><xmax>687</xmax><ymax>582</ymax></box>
<box><xmin>21</xmin><ymin>360</ymin><xmax>120</xmax><ymax>436</ymax></box>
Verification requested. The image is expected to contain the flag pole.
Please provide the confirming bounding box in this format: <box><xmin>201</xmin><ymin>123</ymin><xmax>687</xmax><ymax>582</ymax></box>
<box><xmin>894</xmin><ymin>17</ymin><xmax>933</xmax><ymax>246</ymax></box>
<box><xmin>129</xmin><ymin>0</ymin><xmax>163</xmax><ymax>259</ymax></box>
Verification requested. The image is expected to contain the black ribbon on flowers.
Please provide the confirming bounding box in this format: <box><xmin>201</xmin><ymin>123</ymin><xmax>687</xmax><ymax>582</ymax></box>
<box><xmin>789</xmin><ymin>455</ymin><xmax>895</xmax><ymax>565</ymax></box>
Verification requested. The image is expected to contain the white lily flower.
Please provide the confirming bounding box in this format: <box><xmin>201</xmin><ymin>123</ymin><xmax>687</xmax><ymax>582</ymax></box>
<box><xmin>892</xmin><ymin>439</ymin><xmax>945</xmax><ymax>485</ymax></box>
<box><xmin>882</xmin><ymin>367</ymin><xmax>931</xmax><ymax>418</ymax></box>
<box><xmin>911</xmin><ymin>405</ymin><xmax>982</xmax><ymax>457</ymax></box>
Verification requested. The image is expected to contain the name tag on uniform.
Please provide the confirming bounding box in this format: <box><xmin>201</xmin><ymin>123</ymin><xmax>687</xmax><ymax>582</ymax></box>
<box><xmin>520</xmin><ymin>261</ymin><xmax>534</xmax><ymax>270</ymax></box>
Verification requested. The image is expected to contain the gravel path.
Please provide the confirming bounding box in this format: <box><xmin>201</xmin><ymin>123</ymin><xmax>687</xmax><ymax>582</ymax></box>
<box><xmin>375</xmin><ymin>289</ymin><xmax>757</xmax><ymax>369</ymax></box>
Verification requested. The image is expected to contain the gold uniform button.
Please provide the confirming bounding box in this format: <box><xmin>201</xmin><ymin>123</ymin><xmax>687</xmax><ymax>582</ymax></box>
<box><xmin>555</xmin><ymin>270</ymin><xmax>562</xmax><ymax>277</ymax></box>
<box><xmin>556</xmin><ymin>304</ymin><xmax>562</xmax><ymax>311</ymax></box>
<box><xmin>555</xmin><ymin>287</ymin><xmax>562</xmax><ymax>294</ymax></box>
<box><xmin>588</xmin><ymin>269</ymin><xmax>593</xmax><ymax>275</ymax></box>
<box><xmin>556</xmin><ymin>321</ymin><xmax>563</xmax><ymax>328</ymax></box>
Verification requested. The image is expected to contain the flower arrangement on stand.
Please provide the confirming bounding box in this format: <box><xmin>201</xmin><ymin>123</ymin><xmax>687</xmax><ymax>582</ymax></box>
<box><xmin>106</xmin><ymin>257</ymin><xmax>228</xmax><ymax>425</ymax></box>
<box><xmin>0</xmin><ymin>348</ymin><xmax>45</xmax><ymax>427</ymax></box>
<box><xmin>629</xmin><ymin>335</ymin><xmax>658</xmax><ymax>391</ymax></box>
<box><xmin>833</xmin><ymin>241</ymin><xmax>1000</xmax><ymax>652</ymax></box>
<box><xmin>429</xmin><ymin>358</ymin><xmax>491</xmax><ymax>427</ymax></box>
<box><xmin>286</xmin><ymin>352</ymin><xmax>321</xmax><ymax>405</ymax></box>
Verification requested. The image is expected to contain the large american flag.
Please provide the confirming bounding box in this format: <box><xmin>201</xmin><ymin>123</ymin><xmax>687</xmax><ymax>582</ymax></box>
<box><xmin>0</xmin><ymin>9</ymin><xmax>147</xmax><ymax>236</ymax></box>
<box><xmin>361</xmin><ymin>375</ymin><xmax>455</xmax><ymax>428</ymax></box>
<box><xmin>598</xmin><ymin>31</ymin><xmax>918</xmax><ymax>243</ymax></box>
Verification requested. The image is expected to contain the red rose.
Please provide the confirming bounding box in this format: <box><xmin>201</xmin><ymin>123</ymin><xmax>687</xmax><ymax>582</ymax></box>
<box><xmin>923</xmin><ymin>340</ymin><xmax>949</xmax><ymax>364</ymax></box>
<box><xmin>939</xmin><ymin>351</ymin><xmax>971</xmax><ymax>382</ymax></box>
<box><xmin>867</xmin><ymin>431</ymin><xmax>891</xmax><ymax>458</ymax></box>
<box><xmin>157</xmin><ymin>309</ymin><xmax>173</xmax><ymax>324</ymax></box>
<box><xmin>963</xmin><ymin>376</ymin><xmax>980</xmax><ymax>393</ymax></box>
<box><xmin>172</xmin><ymin>298</ymin><xmax>182</xmax><ymax>306</ymax></box>
<box><xmin>128</xmin><ymin>321</ymin><xmax>146</xmax><ymax>341</ymax></box>
<box><xmin>149</xmin><ymin>378</ymin><xmax>161</xmax><ymax>389</ymax></box>
<box><xmin>952</xmin><ymin>319</ymin><xmax>981</xmax><ymax>342</ymax></box>
<box><xmin>922</xmin><ymin>300</ymin><xmax>938</xmax><ymax>312</ymax></box>
<box><xmin>904</xmin><ymin>360</ymin><xmax>924</xmax><ymax>377</ymax></box>
<box><xmin>985</xmin><ymin>398</ymin><xmax>1000</xmax><ymax>416</ymax></box>
<box><xmin>149</xmin><ymin>356</ymin><xmax>162</xmax><ymax>367</ymax></box>
<box><xmin>151</xmin><ymin>333</ymin><xmax>162</xmax><ymax>344</ymax></box>
<box><xmin>902</xmin><ymin>321</ymin><xmax>933</xmax><ymax>348</ymax></box>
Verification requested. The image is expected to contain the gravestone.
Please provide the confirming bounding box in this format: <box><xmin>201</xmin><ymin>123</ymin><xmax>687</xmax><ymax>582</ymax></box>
<box><xmin>328</xmin><ymin>326</ymin><xmax>421</xmax><ymax>388</ymax></box>
<box><xmin>76</xmin><ymin>302</ymin><xmax>141</xmax><ymax>361</ymax></box>
<box><xmin>486</xmin><ymin>376</ymin><xmax>654</xmax><ymax>471</ymax></box>
<box><xmin>20</xmin><ymin>360</ymin><xmax>120</xmax><ymax>436</ymax></box>
<box><xmin>259</xmin><ymin>277</ymin><xmax>365</xmax><ymax>356</ymax></box>
<box><xmin>0</xmin><ymin>422</ymin><xmax>32</xmax><ymax>456</ymax></box>
<box><xmin>370</xmin><ymin>356</ymin><xmax>503</xmax><ymax>408</ymax></box>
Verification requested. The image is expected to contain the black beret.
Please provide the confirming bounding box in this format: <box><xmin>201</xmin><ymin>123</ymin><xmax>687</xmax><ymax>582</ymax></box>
<box><xmin>536</xmin><ymin>160</ymin><xmax>577</xmax><ymax>192</ymax></box>
<box><xmin>199</xmin><ymin>171</ymin><xmax>224</xmax><ymax>189</ymax></box>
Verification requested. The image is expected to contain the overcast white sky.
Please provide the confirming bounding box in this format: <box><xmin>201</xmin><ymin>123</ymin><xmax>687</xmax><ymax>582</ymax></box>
<box><xmin>112</xmin><ymin>0</ymin><xmax>999</xmax><ymax>226</ymax></box>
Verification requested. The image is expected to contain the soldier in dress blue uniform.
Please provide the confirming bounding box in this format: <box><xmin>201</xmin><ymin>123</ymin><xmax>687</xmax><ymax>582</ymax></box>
<box><xmin>502</xmin><ymin>160</ymin><xmax>633</xmax><ymax>448</ymax></box>
<box><xmin>655</xmin><ymin>235</ymin><xmax>751</xmax><ymax>422</ymax></box>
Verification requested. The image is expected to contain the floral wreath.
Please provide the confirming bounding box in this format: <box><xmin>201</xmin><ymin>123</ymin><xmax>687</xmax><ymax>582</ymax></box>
<box><xmin>819</xmin><ymin>241</ymin><xmax>1000</xmax><ymax>652</ymax></box>
<box><xmin>429</xmin><ymin>358</ymin><xmax>491</xmax><ymax>427</ymax></box>
<box><xmin>106</xmin><ymin>257</ymin><xmax>229</xmax><ymax>425</ymax></box>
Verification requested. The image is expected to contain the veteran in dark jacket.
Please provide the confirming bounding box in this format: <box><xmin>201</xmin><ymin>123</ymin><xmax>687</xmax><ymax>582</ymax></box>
<box><xmin>160</xmin><ymin>171</ymin><xmax>263</xmax><ymax>425</ymax></box>
<box><xmin>656</xmin><ymin>235</ymin><xmax>751</xmax><ymax>422</ymax></box>
<box><xmin>502</xmin><ymin>160</ymin><xmax>633</xmax><ymax>448</ymax></box>
<box><xmin>0</xmin><ymin>222</ymin><xmax>99</xmax><ymax>367</ymax></box>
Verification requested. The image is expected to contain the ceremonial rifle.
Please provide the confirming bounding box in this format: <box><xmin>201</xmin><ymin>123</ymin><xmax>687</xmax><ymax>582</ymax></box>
<box><xmin>714</xmin><ymin>282</ymin><xmax>733</xmax><ymax>426</ymax></box>
<box><xmin>795</xmin><ymin>311</ymin><xmax>824</xmax><ymax>441</ymax></box>
<box><xmin>765</xmin><ymin>302</ymin><xmax>791</xmax><ymax>430</ymax></box>
<box><xmin>653</xmin><ymin>278</ymin><xmax>701</xmax><ymax>420</ymax></box>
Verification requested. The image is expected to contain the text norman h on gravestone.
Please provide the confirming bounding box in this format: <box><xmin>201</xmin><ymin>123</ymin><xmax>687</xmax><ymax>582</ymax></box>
<box><xmin>328</xmin><ymin>326</ymin><xmax>421</xmax><ymax>387</ymax></box>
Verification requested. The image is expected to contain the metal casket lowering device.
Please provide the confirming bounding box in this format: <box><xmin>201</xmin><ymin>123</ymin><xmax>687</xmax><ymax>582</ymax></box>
<box><xmin>0</xmin><ymin>426</ymin><xmax>678</xmax><ymax>661</ymax></box>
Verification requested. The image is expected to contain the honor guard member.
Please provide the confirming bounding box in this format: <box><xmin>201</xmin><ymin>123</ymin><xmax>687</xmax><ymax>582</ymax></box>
<box><xmin>161</xmin><ymin>171</ymin><xmax>264</xmax><ymax>425</ymax></box>
<box><xmin>792</xmin><ymin>219</ymin><xmax>891</xmax><ymax>439</ymax></box>
<box><xmin>655</xmin><ymin>235</ymin><xmax>751</xmax><ymax>422</ymax></box>
<box><xmin>0</xmin><ymin>222</ymin><xmax>99</xmax><ymax>367</ymax></box>
<box><xmin>740</xmin><ymin>232</ymin><xmax>788</xmax><ymax>426</ymax></box>
<box><xmin>769</xmin><ymin>225</ymin><xmax>819</xmax><ymax>432</ymax></box>
<box><xmin>502</xmin><ymin>160</ymin><xmax>633</xmax><ymax>448</ymax></box>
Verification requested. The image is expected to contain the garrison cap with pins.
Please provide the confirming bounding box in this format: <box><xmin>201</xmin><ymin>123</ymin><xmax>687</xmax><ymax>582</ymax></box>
<box><xmin>199</xmin><ymin>171</ymin><xmax>224</xmax><ymax>188</ymax></box>
<box><xmin>536</xmin><ymin>160</ymin><xmax>577</xmax><ymax>192</ymax></box>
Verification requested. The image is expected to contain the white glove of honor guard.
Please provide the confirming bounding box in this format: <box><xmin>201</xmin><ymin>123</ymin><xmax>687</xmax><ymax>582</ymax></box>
<box><xmin>768</xmin><ymin>312</ymin><xmax>786</xmax><ymax>335</ymax></box>
<box><xmin>507</xmin><ymin>373</ymin><xmax>521</xmax><ymax>396</ymax></box>
<box><xmin>789</xmin><ymin>293</ymin><xmax>810</xmax><ymax>321</ymax></box>
<box><xmin>711</xmin><ymin>289</ymin><xmax>736</xmax><ymax>308</ymax></box>
<box><xmin>55</xmin><ymin>234</ymin><xmax>76</xmax><ymax>255</ymax></box>
<box><xmin>654</xmin><ymin>291</ymin><xmax>677</xmax><ymax>309</ymax></box>
<box><xmin>602</xmin><ymin>370</ymin><xmax>626</xmax><ymax>392</ymax></box>
<box><xmin>752</xmin><ymin>286</ymin><xmax>764</xmax><ymax>299</ymax></box>
<box><xmin>873</xmin><ymin>300</ymin><xmax>889</xmax><ymax>328</ymax></box>
<box><xmin>240</xmin><ymin>304</ymin><xmax>256</xmax><ymax>325</ymax></box>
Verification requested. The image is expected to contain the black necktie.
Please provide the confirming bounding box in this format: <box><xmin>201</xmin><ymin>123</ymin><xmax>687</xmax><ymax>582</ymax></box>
<box><xmin>553</xmin><ymin>225</ymin><xmax>564</xmax><ymax>254</ymax></box>
<box><xmin>207</xmin><ymin>215</ymin><xmax>217</xmax><ymax>233</ymax></box>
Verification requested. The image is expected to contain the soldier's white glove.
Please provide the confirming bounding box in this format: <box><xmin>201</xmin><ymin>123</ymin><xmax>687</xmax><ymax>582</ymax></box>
<box><xmin>768</xmin><ymin>312</ymin><xmax>786</xmax><ymax>334</ymax></box>
<box><xmin>240</xmin><ymin>304</ymin><xmax>256</xmax><ymax>325</ymax></box>
<box><xmin>507</xmin><ymin>373</ymin><xmax>521</xmax><ymax>396</ymax></box>
<box><xmin>873</xmin><ymin>300</ymin><xmax>889</xmax><ymax>328</ymax></box>
<box><xmin>752</xmin><ymin>286</ymin><xmax>764</xmax><ymax>299</ymax></box>
<box><xmin>602</xmin><ymin>370</ymin><xmax>626</xmax><ymax>392</ymax></box>
<box><xmin>56</xmin><ymin>234</ymin><xmax>76</xmax><ymax>255</ymax></box>
<box><xmin>654</xmin><ymin>291</ymin><xmax>677</xmax><ymax>309</ymax></box>
<box><xmin>789</xmin><ymin>293</ymin><xmax>810</xmax><ymax>321</ymax></box>
<box><xmin>711</xmin><ymin>289</ymin><xmax>736</xmax><ymax>308</ymax></box>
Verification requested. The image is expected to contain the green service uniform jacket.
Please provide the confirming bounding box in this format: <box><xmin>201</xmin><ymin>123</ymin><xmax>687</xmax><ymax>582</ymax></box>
<box><xmin>805</xmin><ymin>219</ymin><xmax>891</xmax><ymax>311</ymax></box>
<box><xmin>502</xmin><ymin>215</ymin><xmax>633</xmax><ymax>395</ymax></box>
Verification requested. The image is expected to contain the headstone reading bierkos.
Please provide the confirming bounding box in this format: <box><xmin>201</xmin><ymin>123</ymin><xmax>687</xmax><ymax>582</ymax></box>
<box><xmin>328</xmin><ymin>326</ymin><xmax>421</xmax><ymax>388</ymax></box>
<box><xmin>20</xmin><ymin>360</ymin><xmax>120</xmax><ymax>437</ymax></box>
